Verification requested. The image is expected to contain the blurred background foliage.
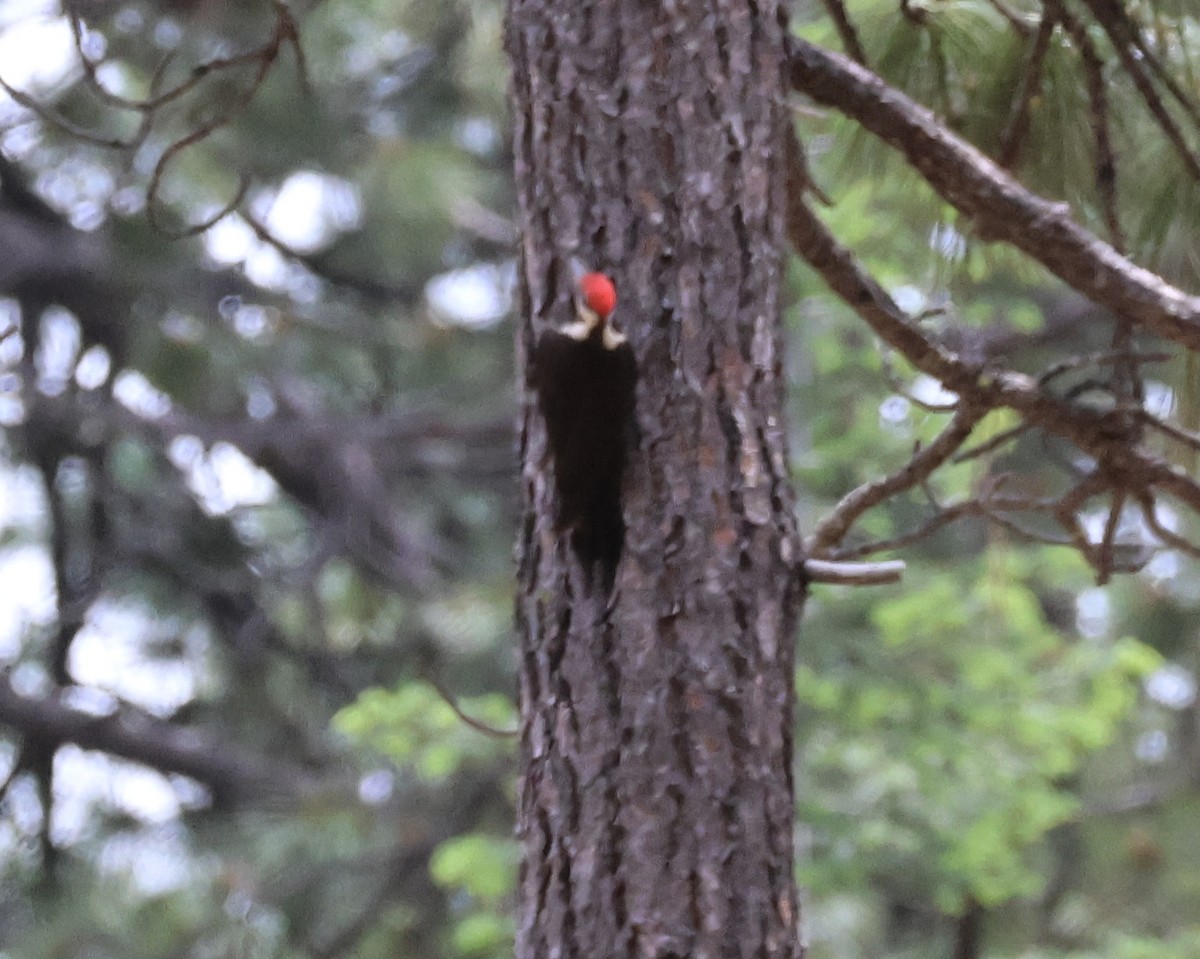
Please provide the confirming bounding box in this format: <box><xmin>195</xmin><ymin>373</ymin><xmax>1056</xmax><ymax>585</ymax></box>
<box><xmin>0</xmin><ymin>0</ymin><xmax>1198</xmax><ymax>957</ymax></box>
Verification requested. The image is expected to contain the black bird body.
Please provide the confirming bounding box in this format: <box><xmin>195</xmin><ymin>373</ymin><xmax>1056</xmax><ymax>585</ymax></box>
<box><xmin>530</xmin><ymin>271</ymin><xmax>636</xmax><ymax>592</ymax></box>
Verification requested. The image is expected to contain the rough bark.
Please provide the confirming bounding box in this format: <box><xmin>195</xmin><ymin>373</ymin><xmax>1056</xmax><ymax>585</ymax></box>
<box><xmin>506</xmin><ymin>2</ymin><xmax>805</xmax><ymax>958</ymax></box>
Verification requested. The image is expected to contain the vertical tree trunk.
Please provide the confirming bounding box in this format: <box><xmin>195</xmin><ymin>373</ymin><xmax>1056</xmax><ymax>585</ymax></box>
<box><xmin>506</xmin><ymin>2</ymin><xmax>805</xmax><ymax>957</ymax></box>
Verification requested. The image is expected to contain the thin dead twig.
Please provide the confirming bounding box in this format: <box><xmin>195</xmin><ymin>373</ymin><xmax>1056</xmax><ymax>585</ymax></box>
<box><xmin>1038</xmin><ymin>350</ymin><xmax>1172</xmax><ymax>387</ymax></box>
<box><xmin>998</xmin><ymin>11</ymin><xmax>1055</xmax><ymax>170</ymax></box>
<box><xmin>43</xmin><ymin>2</ymin><xmax>311</xmax><ymax>237</ymax></box>
<box><xmin>1071</xmin><ymin>0</ymin><xmax>1200</xmax><ymax>183</ymax></box>
<box><xmin>1141</xmin><ymin>411</ymin><xmax>1200</xmax><ymax>454</ymax></box>
<box><xmin>1136</xmin><ymin>493</ymin><xmax>1200</xmax><ymax>560</ymax></box>
<box><xmin>242</xmin><ymin>210</ymin><xmax>424</xmax><ymax>302</ymax></box>
<box><xmin>881</xmin><ymin>349</ymin><xmax>958</xmax><ymax>413</ymax></box>
<box><xmin>807</xmin><ymin>404</ymin><xmax>986</xmax><ymax>553</ymax></box>
<box><xmin>820</xmin><ymin>491</ymin><xmax>1062</xmax><ymax>560</ymax></box>
<box><xmin>785</xmin><ymin>162</ymin><xmax>1200</xmax><ymax>568</ymax></box>
<box><xmin>804</xmin><ymin>558</ymin><xmax>905</xmax><ymax>585</ymax></box>
<box><xmin>953</xmin><ymin>422</ymin><xmax>1030</xmax><ymax>464</ymax></box>
<box><xmin>988</xmin><ymin>0</ymin><xmax>1033</xmax><ymax>37</ymax></box>
<box><xmin>818</xmin><ymin>0</ymin><xmax>867</xmax><ymax>65</ymax></box>
<box><xmin>422</xmin><ymin>674</ymin><xmax>517</xmax><ymax>739</ymax></box>
<box><xmin>1054</xmin><ymin>2</ymin><xmax>1125</xmax><ymax>249</ymax></box>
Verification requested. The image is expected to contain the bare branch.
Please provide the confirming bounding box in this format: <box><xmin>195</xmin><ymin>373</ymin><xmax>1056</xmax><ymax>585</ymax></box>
<box><xmin>149</xmin><ymin>174</ymin><xmax>251</xmax><ymax>239</ymax></box>
<box><xmin>787</xmin><ymin>37</ymin><xmax>1200</xmax><ymax>351</ymax></box>
<box><xmin>976</xmin><ymin>500</ymin><xmax>1073</xmax><ymax>547</ymax></box>
<box><xmin>817</xmin><ymin>0</ymin><xmax>867</xmax><ymax>65</ymax></box>
<box><xmin>1136</xmin><ymin>493</ymin><xmax>1200</xmax><ymax>560</ymax></box>
<box><xmin>988</xmin><ymin>0</ymin><xmax>1033</xmax><ymax>37</ymax></box>
<box><xmin>1037</xmin><ymin>350</ymin><xmax>1172</xmax><ymax>387</ymax></box>
<box><xmin>821</xmin><ymin>498</ymin><xmax>980</xmax><ymax>560</ymax></box>
<box><xmin>0</xmin><ymin>678</ymin><xmax>320</xmax><ymax>803</ymax></box>
<box><xmin>1051</xmin><ymin>1</ymin><xmax>1125</xmax><ymax>249</ymax></box>
<box><xmin>1072</xmin><ymin>0</ymin><xmax>1200</xmax><ymax>182</ymax></box>
<box><xmin>807</xmin><ymin>404</ymin><xmax>985</xmax><ymax>553</ymax></box>
<box><xmin>46</xmin><ymin>2</ymin><xmax>311</xmax><ymax>237</ymax></box>
<box><xmin>1097</xmin><ymin>490</ymin><xmax>1127</xmax><ymax>584</ymax></box>
<box><xmin>1133</xmin><ymin>25</ymin><xmax>1200</xmax><ymax>134</ymax></box>
<box><xmin>1140</xmin><ymin>411</ymin><xmax>1200</xmax><ymax>454</ymax></box>
<box><xmin>952</xmin><ymin>422</ymin><xmax>1030</xmax><ymax>464</ymax></box>
<box><xmin>1052</xmin><ymin>474</ymin><xmax>1146</xmax><ymax>582</ymax></box>
<box><xmin>997</xmin><ymin>11</ymin><xmax>1055</xmax><ymax>170</ymax></box>
<box><xmin>785</xmin><ymin>156</ymin><xmax>1200</xmax><ymax>566</ymax></box>
<box><xmin>803</xmin><ymin>558</ymin><xmax>905</xmax><ymax>585</ymax></box>
<box><xmin>242</xmin><ymin>210</ymin><xmax>424</xmax><ymax>302</ymax></box>
<box><xmin>0</xmin><ymin>73</ymin><xmax>127</xmax><ymax>147</ymax></box>
<box><xmin>66</xmin><ymin>2</ymin><xmax>309</xmax><ymax>114</ymax></box>
<box><xmin>787</xmin><ymin>172</ymin><xmax>1118</xmax><ymax>456</ymax></box>
<box><xmin>881</xmin><ymin>349</ymin><xmax>957</xmax><ymax>412</ymax></box>
<box><xmin>822</xmin><ymin>491</ymin><xmax>1073</xmax><ymax>561</ymax></box>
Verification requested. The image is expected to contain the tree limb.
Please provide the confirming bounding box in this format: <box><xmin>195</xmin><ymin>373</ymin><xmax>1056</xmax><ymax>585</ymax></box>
<box><xmin>803</xmin><ymin>558</ymin><xmax>905</xmax><ymax>585</ymax></box>
<box><xmin>787</xmin><ymin>37</ymin><xmax>1200</xmax><ymax>351</ymax></box>
<box><xmin>0</xmin><ymin>677</ymin><xmax>322</xmax><ymax>804</ymax></box>
<box><xmin>785</xmin><ymin>161</ymin><xmax>1200</xmax><ymax>573</ymax></box>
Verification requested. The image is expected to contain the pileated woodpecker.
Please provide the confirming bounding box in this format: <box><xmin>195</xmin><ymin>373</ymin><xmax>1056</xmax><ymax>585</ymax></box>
<box><xmin>530</xmin><ymin>264</ymin><xmax>637</xmax><ymax>592</ymax></box>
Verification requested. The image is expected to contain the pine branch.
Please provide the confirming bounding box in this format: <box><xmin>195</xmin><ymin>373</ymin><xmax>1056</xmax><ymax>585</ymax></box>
<box><xmin>787</xmin><ymin>37</ymin><xmax>1200</xmax><ymax>351</ymax></box>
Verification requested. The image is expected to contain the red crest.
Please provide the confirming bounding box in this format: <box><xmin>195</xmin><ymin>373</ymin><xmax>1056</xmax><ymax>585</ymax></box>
<box><xmin>579</xmin><ymin>272</ymin><xmax>617</xmax><ymax>319</ymax></box>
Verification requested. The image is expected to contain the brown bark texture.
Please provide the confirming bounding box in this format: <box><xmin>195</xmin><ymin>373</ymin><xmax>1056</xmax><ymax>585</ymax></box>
<box><xmin>505</xmin><ymin>2</ymin><xmax>805</xmax><ymax>958</ymax></box>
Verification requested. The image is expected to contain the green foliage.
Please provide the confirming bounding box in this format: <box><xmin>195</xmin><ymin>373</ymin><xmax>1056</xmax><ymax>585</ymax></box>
<box><xmin>430</xmin><ymin>833</ymin><xmax>518</xmax><ymax>901</ymax></box>
<box><xmin>798</xmin><ymin>548</ymin><xmax>1160</xmax><ymax>912</ymax></box>
<box><xmin>999</xmin><ymin>927</ymin><xmax>1200</xmax><ymax>959</ymax></box>
<box><xmin>430</xmin><ymin>834</ymin><xmax>518</xmax><ymax>957</ymax></box>
<box><xmin>334</xmin><ymin>682</ymin><xmax>515</xmax><ymax>781</ymax></box>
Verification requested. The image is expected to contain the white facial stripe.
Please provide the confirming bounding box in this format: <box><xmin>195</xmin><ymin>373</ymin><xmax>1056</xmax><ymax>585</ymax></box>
<box><xmin>561</xmin><ymin>298</ymin><xmax>625</xmax><ymax>348</ymax></box>
<box><xmin>601</xmin><ymin>325</ymin><xmax>627</xmax><ymax>350</ymax></box>
<box><xmin>559</xmin><ymin>319</ymin><xmax>592</xmax><ymax>341</ymax></box>
<box><xmin>576</xmin><ymin>302</ymin><xmax>599</xmax><ymax>327</ymax></box>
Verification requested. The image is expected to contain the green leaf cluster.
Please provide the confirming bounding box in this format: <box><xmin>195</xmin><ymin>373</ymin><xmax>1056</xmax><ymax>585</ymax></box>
<box><xmin>430</xmin><ymin>833</ymin><xmax>519</xmax><ymax>957</ymax></box>
<box><xmin>334</xmin><ymin>682</ymin><xmax>515</xmax><ymax>781</ymax></box>
<box><xmin>798</xmin><ymin>548</ymin><xmax>1160</xmax><ymax>913</ymax></box>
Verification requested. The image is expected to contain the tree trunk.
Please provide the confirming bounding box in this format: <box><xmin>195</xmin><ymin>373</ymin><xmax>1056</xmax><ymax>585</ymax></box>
<box><xmin>506</xmin><ymin>1</ymin><xmax>805</xmax><ymax>958</ymax></box>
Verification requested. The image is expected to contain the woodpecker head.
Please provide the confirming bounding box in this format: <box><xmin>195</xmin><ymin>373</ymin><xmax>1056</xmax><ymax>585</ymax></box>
<box><xmin>565</xmin><ymin>262</ymin><xmax>625</xmax><ymax>349</ymax></box>
<box><xmin>577</xmin><ymin>272</ymin><xmax>617</xmax><ymax>325</ymax></box>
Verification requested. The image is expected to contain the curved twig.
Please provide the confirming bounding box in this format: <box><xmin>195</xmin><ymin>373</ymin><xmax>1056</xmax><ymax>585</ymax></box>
<box><xmin>423</xmin><ymin>674</ymin><xmax>517</xmax><ymax>739</ymax></box>
<box><xmin>807</xmin><ymin>404</ymin><xmax>985</xmax><ymax>553</ymax></box>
